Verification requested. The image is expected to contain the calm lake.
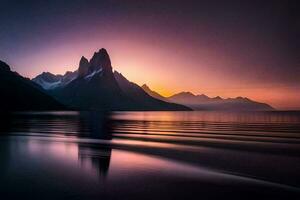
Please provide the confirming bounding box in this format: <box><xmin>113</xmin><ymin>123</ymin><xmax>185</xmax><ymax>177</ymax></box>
<box><xmin>0</xmin><ymin>111</ymin><xmax>299</xmax><ymax>199</ymax></box>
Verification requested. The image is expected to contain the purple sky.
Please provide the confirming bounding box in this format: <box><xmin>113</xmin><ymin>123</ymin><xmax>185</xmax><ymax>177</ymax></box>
<box><xmin>0</xmin><ymin>0</ymin><xmax>299</xmax><ymax>109</ymax></box>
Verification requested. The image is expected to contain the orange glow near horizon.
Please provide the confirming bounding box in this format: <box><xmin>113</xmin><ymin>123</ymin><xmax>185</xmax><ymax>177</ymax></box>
<box><xmin>9</xmin><ymin>32</ymin><xmax>300</xmax><ymax>110</ymax></box>
<box><xmin>150</xmin><ymin>85</ymin><xmax>300</xmax><ymax>110</ymax></box>
<box><xmin>2</xmin><ymin>1</ymin><xmax>298</xmax><ymax>110</ymax></box>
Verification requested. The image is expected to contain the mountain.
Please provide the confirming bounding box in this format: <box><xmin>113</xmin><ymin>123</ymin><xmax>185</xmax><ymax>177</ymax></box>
<box><xmin>114</xmin><ymin>72</ymin><xmax>188</xmax><ymax>110</ymax></box>
<box><xmin>178</xmin><ymin>96</ymin><xmax>275</xmax><ymax>111</ymax></box>
<box><xmin>141</xmin><ymin>84</ymin><xmax>168</xmax><ymax>101</ymax></box>
<box><xmin>32</xmin><ymin>71</ymin><xmax>78</xmax><ymax>90</ymax></box>
<box><xmin>0</xmin><ymin>60</ymin><xmax>65</xmax><ymax>111</ymax></box>
<box><xmin>33</xmin><ymin>48</ymin><xmax>190</xmax><ymax>111</ymax></box>
<box><xmin>142</xmin><ymin>85</ymin><xmax>274</xmax><ymax>111</ymax></box>
<box><xmin>168</xmin><ymin>92</ymin><xmax>211</xmax><ymax>105</ymax></box>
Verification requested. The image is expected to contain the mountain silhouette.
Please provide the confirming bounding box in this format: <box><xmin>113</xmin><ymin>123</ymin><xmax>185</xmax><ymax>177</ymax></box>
<box><xmin>0</xmin><ymin>60</ymin><xmax>64</xmax><ymax>111</ymax></box>
<box><xmin>142</xmin><ymin>84</ymin><xmax>274</xmax><ymax>111</ymax></box>
<box><xmin>168</xmin><ymin>92</ymin><xmax>211</xmax><ymax>104</ymax></box>
<box><xmin>114</xmin><ymin>72</ymin><xmax>188</xmax><ymax>110</ymax></box>
<box><xmin>33</xmin><ymin>71</ymin><xmax>78</xmax><ymax>90</ymax></box>
<box><xmin>33</xmin><ymin>49</ymin><xmax>190</xmax><ymax>111</ymax></box>
<box><xmin>141</xmin><ymin>84</ymin><xmax>167</xmax><ymax>101</ymax></box>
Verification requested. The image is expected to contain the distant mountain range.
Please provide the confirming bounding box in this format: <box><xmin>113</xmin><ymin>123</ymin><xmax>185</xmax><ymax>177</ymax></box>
<box><xmin>142</xmin><ymin>84</ymin><xmax>274</xmax><ymax>111</ymax></box>
<box><xmin>32</xmin><ymin>48</ymin><xmax>190</xmax><ymax>111</ymax></box>
<box><xmin>0</xmin><ymin>61</ymin><xmax>64</xmax><ymax>111</ymax></box>
<box><xmin>1</xmin><ymin>48</ymin><xmax>274</xmax><ymax>111</ymax></box>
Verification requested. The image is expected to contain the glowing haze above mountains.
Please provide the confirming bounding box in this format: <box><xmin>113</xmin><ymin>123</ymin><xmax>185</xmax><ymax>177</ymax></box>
<box><xmin>0</xmin><ymin>0</ymin><xmax>298</xmax><ymax>109</ymax></box>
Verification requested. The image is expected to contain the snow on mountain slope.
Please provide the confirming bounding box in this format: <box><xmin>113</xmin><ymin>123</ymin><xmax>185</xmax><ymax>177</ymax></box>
<box><xmin>32</xmin><ymin>71</ymin><xmax>78</xmax><ymax>90</ymax></box>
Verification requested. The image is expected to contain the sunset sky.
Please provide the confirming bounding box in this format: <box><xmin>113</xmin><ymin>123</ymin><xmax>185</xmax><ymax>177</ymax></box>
<box><xmin>0</xmin><ymin>0</ymin><xmax>299</xmax><ymax>109</ymax></box>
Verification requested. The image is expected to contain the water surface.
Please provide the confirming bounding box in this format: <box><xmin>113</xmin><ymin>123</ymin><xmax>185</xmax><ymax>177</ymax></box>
<box><xmin>0</xmin><ymin>111</ymin><xmax>300</xmax><ymax>199</ymax></box>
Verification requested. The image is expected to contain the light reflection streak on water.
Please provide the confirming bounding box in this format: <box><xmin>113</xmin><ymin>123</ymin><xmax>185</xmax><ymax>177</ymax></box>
<box><xmin>0</xmin><ymin>111</ymin><xmax>300</xmax><ymax>199</ymax></box>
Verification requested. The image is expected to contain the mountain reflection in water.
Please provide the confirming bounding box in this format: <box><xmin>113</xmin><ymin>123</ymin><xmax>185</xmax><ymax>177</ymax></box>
<box><xmin>0</xmin><ymin>111</ymin><xmax>300</xmax><ymax>200</ymax></box>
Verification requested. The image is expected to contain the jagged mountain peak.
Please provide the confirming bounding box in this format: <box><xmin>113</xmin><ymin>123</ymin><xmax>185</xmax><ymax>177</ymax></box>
<box><xmin>37</xmin><ymin>72</ymin><xmax>61</xmax><ymax>82</ymax></box>
<box><xmin>141</xmin><ymin>84</ymin><xmax>150</xmax><ymax>90</ymax></box>
<box><xmin>77</xmin><ymin>48</ymin><xmax>113</xmax><ymax>80</ymax></box>
<box><xmin>80</xmin><ymin>55</ymin><xmax>88</xmax><ymax>61</ymax></box>
<box><xmin>89</xmin><ymin>48</ymin><xmax>112</xmax><ymax>73</ymax></box>
<box><xmin>34</xmin><ymin>48</ymin><xmax>115</xmax><ymax>89</ymax></box>
<box><xmin>98</xmin><ymin>48</ymin><xmax>109</xmax><ymax>54</ymax></box>
<box><xmin>79</xmin><ymin>56</ymin><xmax>89</xmax><ymax>66</ymax></box>
<box><xmin>78</xmin><ymin>56</ymin><xmax>90</xmax><ymax>77</ymax></box>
